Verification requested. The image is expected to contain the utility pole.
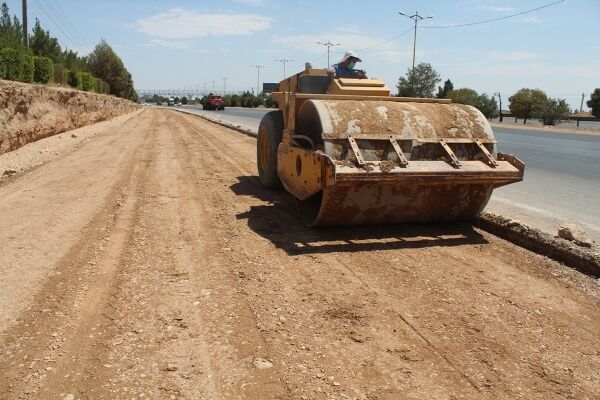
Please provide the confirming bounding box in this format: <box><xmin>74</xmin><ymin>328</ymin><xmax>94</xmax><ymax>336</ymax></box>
<box><xmin>399</xmin><ymin>11</ymin><xmax>433</xmax><ymax>71</ymax></box>
<box><xmin>222</xmin><ymin>77</ymin><xmax>229</xmax><ymax>96</ymax></box>
<box><xmin>577</xmin><ymin>92</ymin><xmax>585</xmax><ymax>127</ymax></box>
<box><xmin>22</xmin><ymin>0</ymin><xmax>28</xmax><ymax>49</ymax></box>
<box><xmin>316</xmin><ymin>41</ymin><xmax>341</xmax><ymax>67</ymax></box>
<box><xmin>494</xmin><ymin>92</ymin><xmax>503</xmax><ymax>122</ymax></box>
<box><xmin>275</xmin><ymin>59</ymin><xmax>293</xmax><ymax>80</ymax></box>
<box><xmin>253</xmin><ymin>65</ymin><xmax>266</xmax><ymax>96</ymax></box>
<box><xmin>211</xmin><ymin>80</ymin><xmax>216</xmax><ymax>93</ymax></box>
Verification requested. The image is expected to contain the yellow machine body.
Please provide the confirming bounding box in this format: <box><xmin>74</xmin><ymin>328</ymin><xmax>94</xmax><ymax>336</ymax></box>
<box><xmin>261</xmin><ymin>69</ymin><xmax>524</xmax><ymax>226</ymax></box>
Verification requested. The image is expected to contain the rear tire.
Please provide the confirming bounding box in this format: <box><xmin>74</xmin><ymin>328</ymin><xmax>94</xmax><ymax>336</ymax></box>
<box><xmin>257</xmin><ymin>110</ymin><xmax>284</xmax><ymax>189</ymax></box>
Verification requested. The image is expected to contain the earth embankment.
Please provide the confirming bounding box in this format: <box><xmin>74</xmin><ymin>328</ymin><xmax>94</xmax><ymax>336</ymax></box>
<box><xmin>0</xmin><ymin>79</ymin><xmax>139</xmax><ymax>155</ymax></box>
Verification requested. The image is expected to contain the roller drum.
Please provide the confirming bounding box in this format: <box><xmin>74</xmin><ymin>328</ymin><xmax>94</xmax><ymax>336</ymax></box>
<box><xmin>292</xmin><ymin>99</ymin><xmax>503</xmax><ymax>226</ymax></box>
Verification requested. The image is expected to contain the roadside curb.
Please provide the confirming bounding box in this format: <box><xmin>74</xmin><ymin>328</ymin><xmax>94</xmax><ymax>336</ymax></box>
<box><xmin>490</xmin><ymin>122</ymin><xmax>600</xmax><ymax>136</ymax></box>
<box><xmin>167</xmin><ymin>108</ymin><xmax>258</xmax><ymax>138</ymax></box>
<box><xmin>475</xmin><ymin>212</ymin><xmax>599</xmax><ymax>278</ymax></box>
<box><xmin>166</xmin><ymin>107</ymin><xmax>600</xmax><ymax>278</ymax></box>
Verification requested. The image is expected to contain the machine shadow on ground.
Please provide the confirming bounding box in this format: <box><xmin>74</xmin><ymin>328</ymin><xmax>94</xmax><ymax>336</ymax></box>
<box><xmin>231</xmin><ymin>176</ymin><xmax>489</xmax><ymax>255</ymax></box>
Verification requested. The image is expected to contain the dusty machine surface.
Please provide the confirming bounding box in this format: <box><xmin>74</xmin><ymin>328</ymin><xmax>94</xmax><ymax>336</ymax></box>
<box><xmin>257</xmin><ymin>68</ymin><xmax>525</xmax><ymax>226</ymax></box>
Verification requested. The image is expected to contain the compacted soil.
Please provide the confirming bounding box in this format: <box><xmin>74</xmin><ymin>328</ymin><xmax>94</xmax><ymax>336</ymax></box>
<box><xmin>0</xmin><ymin>109</ymin><xmax>598</xmax><ymax>400</ymax></box>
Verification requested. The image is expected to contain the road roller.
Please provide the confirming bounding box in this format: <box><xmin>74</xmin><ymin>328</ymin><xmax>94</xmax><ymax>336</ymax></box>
<box><xmin>257</xmin><ymin>68</ymin><xmax>524</xmax><ymax>226</ymax></box>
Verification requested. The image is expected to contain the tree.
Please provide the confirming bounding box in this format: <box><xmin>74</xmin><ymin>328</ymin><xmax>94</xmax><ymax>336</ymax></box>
<box><xmin>587</xmin><ymin>88</ymin><xmax>600</xmax><ymax>118</ymax></box>
<box><xmin>397</xmin><ymin>63</ymin><xmax>441</xmax><ymax>98</ymax></box>
<box><xmin>0</xmin><ymin>2</ymin><xmax>23</xmax><ymax>50</ymax></box>
<box><xmin>446</xmin><ymin>88</ymin><xmax>499</xmax><ymax>119</ymax></box>
<box><xmin>446</xmin><ymin>88</ymin><xmax>478</xmax><ymax>105</ymax></box>
<box><xmin>534</xmin><ymin>98</ymin><xmax>570</xmax><ymax>125</ymax></box>
<box><xmin>476</xmin><ymin>93</ymin><xmax>499</xmax><ymax>119</ymax></box>
<box><xmin>436</xmin><ymin>79</ymin><xmax>453</xmax><ymax>99</ymax></box>
<box><xmin>30</xmin><ymin>19</ymin><xmax>63</xmax><ymax>63</ymax></box>
<box><xmin>508</xmin><ymin>88</ymin><xmax>548</xmax><ymax>124</ymax></box>
<box><xmin>87</xmin><ymin>39</ymin><xmax>137</xmax><ymax>101</ymax></box>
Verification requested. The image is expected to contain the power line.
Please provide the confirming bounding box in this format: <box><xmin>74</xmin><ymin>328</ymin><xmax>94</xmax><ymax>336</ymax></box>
<box><xmin>36</xmin><ymin>0</ymin><xmax>82</xmax><ymax>47</ymax></box>
<box><xmin>421</xmin><ymin>0</ymin><xmax>565</xmax><ymax>29</ymax></box>
<box><xmin>353</xmin><ymin>0</ymin><xmax>565</xmax><ymax>53</ymax></box>
<box><xmin>311</xmin><ymin>51</ymin><xmax>328</xmax><ymax>64</ymax></box>
<box><xmin>355</xmin><ymin>27</ymin><xmax>413</xmax><ymax>53</ymax></box>
<box><xmin>46</xmin><ymin>0</ymin><xmax>86</xmax><ymax>45</ymax></box>
<box><xmin>32</xmin><ymin>0</ymin><xmax>82</xmax><ymax>49</ymax></box>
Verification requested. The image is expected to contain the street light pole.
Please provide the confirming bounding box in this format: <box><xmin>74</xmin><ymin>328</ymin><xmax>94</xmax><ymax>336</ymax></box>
<box><xmin>316</xmin><ymin>41</ymin><xmax>341</xmax><ymax>67</ymax></box>
<box><xmin>222</xmin><ymin>77</ymin><xmax>229</xmax><ymax>96</ymax></box>
<box><xmin>494</xmin><ymin>92</ymin><xmax>503</xmax><ymax>122</ymax></box>
<box><xmin>253</xmin><ymin>65</ymin><xmax>266</xmax><ymax>95</ymax></box>
<box><xmin>275</xmin><ymin>59</ymin><xmax>293</xmax><ymax>80</ymax></box>
<box><xmin>399</xmin><ymin>11</ymin><xmax>433</xmax><ymax>71</ymax></box>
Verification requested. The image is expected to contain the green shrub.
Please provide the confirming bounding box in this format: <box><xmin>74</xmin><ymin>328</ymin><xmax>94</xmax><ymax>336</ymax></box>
<box><xmin>101</xmin><ymin>80</ymin><xmax>110</xmax><ymax>94</ymax></box>
<box><xmin>33</xmin><ymin>56</ymin><xmax>54</xmax><ymax>83</ymax></box>
<box><xmin>252</xmin><ymin>97</ymin><xmax>264</xmax><ymax>108</ymax></box>
<box><xmin>264</xmin><ymin>95</ymin><xmax>278</xmax><ymax>108</ymax></box>
<box><xmin>89</xmin><ymin>76</ymin><xmax>97</xmax><ymax>92</ymax></box>
<box><xmin>53</xmin><ymin>64</ymin><xmax>69</xmax><ymax>85</ymax></box>
<box><xmin>19</xmin><ymin>53</ymin><xmax>35</xmax><ymax>83</ymax></box>
<box><xmin>79</xmin><ymin>72</ymin><xmax>92</xmax><ymax>91</ymax></box>
<box><xmin>68</xmin><ymin>69</ymin><xmax>80</xmax><ymax>88</ymax></box>
<box><xmin>0</xmin><ymin>48</ymin><xmax>21</xmax><ymax>80</ymax></box>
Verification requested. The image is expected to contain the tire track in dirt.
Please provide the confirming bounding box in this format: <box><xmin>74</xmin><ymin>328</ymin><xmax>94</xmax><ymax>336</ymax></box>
<box><xmin>171</xmin><ymin>110</ymin><xmax>600</xmax><ymax>399</ymax></box>
<box><xmin>1</xmin><ymin>109</ymin><xmax>599</xmax><ymax>399</ymax></box>
<box><xmin>173</xmin><ymin>111</ymin><xmax>484</xmax><ymax>398</ymax></box>
<box><xmin>0</xmin><ymin>110</ymin><xmax>157</xmax><ymax>399</ymax></box>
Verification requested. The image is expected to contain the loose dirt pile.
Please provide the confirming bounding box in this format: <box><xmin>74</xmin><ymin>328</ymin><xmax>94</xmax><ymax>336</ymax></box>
<box><xmin>0</xmin><ymin>79</ymin><xmax>139</xmax><ymax>155</ymax></box>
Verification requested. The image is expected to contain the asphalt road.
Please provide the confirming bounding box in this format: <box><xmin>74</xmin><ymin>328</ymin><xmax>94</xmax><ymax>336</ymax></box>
<box><xmin>181</xmin><ymin>105</ymin><xmax>600</xmax><ymax>242</ymax></box>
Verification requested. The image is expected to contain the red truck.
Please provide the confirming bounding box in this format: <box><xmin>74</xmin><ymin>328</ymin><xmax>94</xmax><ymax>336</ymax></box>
<box><xmin>202</xmin><ymin>94</ymin><xmax>225</xmax><ymax>111</ymax></box>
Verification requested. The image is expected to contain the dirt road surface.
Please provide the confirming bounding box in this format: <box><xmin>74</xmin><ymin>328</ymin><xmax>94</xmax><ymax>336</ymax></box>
<box><xmin>1</xmin><ymin>109</ymin><xmax>599</xmax><ymax>400</ymax></box>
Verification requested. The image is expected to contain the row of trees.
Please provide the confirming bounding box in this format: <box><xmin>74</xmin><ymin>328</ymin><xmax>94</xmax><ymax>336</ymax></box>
<box><xmin>396</xmin><ymin>62</ymin><xmax>597</xmax><ymax>125</ymax></box>
<box><xmin>0</xmin><ymin>3</ymin><xmax>137</xmax><ymax>101</ymax></box>
<box><xmin>588</xmin><ymin>89</ymin><xmax>600</xmax><ymax>118</ymax></box>
<box><xmin>144</xmin><ymin>92</ymin><xmax>279</xmax><ymax>109</ymax></box>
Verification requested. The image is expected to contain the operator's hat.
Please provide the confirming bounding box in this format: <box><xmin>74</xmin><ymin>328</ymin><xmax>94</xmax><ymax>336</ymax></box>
<box><xmin>340</xmin><ymin>50</ymin><xmax>362</xmax><ymax>63</ymax></box>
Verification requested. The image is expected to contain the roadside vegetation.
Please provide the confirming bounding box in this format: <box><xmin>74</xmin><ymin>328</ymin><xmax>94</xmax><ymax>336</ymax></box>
<box><xmin>144</xmin><ymin>92</ymin><xmax>278</xmax><ymax>109</ymax></box>
<box><xmin>396</xmin><ymin>62</ymin><xmax>594</xmax><ymax>126</ymax></box>
<box><xmin>587</xmin><ymin>88</ymin><xmax>600</xmax><ymax>118</ymax></box>
<box><xmin>0</xmin><ymin>2</ymin><xmax>137</xmax><ymax>101</ymax></box>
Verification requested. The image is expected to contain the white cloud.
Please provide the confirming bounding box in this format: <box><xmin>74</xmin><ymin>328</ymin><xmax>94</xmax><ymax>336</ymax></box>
<box><xmin>477</xmin><ymin>5</ymin><xmax>515</xmax><ymax>12</ymax></box>
<box><xmin>148</xmin><ymin>39</ymin><xmax>190</xmax><ymax>49</ymax></box>
<box><xmin>137</xmin><ymin>8</ymin><xmax>271</xmax><ymax>40</ymax></box>
<box><xmin>488</xmin><ymin>51</ymin><xmax>540</xmax><ymax>62</ymax></box>
<box><xmin>335</xmin><ymin>24</ymin><xmax>361</xmax><ymax>34</ymax></box>
<box><xmin>520</xmin><ymin>15</ymin><xmax>542</xmax><ymax>24</ymax></box>
<box><xmin>273</xmin><ymin>32</ymin><xmax>394</xmax><ymax>54</ymax></box>
<box><xmin>233</xmin><ymin>0</ymin><xmax>270</xmax><ymax>5</ymax></box>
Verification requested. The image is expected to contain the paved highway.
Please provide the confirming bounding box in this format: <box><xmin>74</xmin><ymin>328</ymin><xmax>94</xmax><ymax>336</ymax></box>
<box><xmin>182</xmin><ymin>105</ymin><xmax>600</xmax><ymax>242</ymax></box>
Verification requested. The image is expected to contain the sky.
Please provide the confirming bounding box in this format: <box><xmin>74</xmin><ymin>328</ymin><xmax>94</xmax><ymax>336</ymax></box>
<box><xmin>5</xmin><ymin>0</ymin><xmax>600</xmax><ymax>109</ymax></box>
